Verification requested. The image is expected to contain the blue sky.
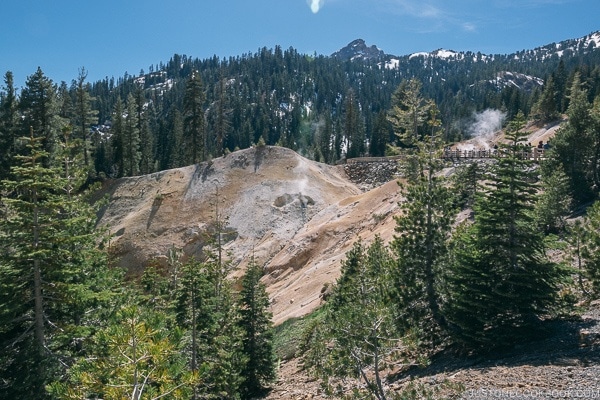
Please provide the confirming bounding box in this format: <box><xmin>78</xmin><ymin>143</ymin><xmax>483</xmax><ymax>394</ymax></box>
<box><xmin>1</xmin><ymin>0</ymin><xmax>599</xmax><ymax>88</ymax></box>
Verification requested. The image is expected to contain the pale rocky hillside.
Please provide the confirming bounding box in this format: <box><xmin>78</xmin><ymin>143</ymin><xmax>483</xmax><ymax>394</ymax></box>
<box><xmin>97</xmin><ymin>145</ymin><xmax>402</xmax><ymax>324</ymax></box>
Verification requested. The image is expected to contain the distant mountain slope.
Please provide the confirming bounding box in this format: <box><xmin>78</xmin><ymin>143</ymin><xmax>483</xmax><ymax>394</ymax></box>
<box><xmin>86</xmin><ymin>29</ymin><xmax>600</xmax><ymax>188</ymax></box>
<box><xmin>332</xmin><ymin>30</ymin><xmax>600</xmax><ymax>63</ymax></box>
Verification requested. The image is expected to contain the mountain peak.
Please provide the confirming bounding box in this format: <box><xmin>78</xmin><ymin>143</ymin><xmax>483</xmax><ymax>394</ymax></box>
<box><xmin>331</xmin><ymin>39</ymin><xmax>386</xmax><ymax>61</ymax></box>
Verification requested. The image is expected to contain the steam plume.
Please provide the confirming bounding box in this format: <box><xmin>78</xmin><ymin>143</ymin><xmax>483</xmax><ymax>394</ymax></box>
<box><xmin>469</xmin><ymin>109</ymin><xmax>506</xmax><ymax>139</ymax></box>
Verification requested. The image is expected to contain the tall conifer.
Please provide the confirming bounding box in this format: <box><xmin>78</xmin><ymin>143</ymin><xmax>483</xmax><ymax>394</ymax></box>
<box><xmin>0</xmin><ymin>71</ymin><xmax>18</xmax><ymax>179</ymax></box>
<box><xmin>445</xmin><ymin>112</ymin><xmax>564</xmax><ymax>349</ymax></box>
<box><xmin>392</xmin><ymin>104</ymin><xmax>454</xmax><ymax>340</ymax></box>
<box><xmin>183</xmin><ymin>71</ymin><xmax>206</xmax><ymax>164</ymax></box>
<box><xmin>0</xmin><ymin>129</ymin><xmax>110</xmax><ymax>398</ymax></box>
<box><xmin>237</xmin><ymin>258</ymin><xmax>276</xmax><ymax>398</ymax></box>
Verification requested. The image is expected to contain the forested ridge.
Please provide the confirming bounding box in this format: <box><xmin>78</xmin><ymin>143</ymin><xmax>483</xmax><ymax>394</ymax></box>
<box><xmin>2</xmin><ymin>31</ymin><xmax>600</xmax><ymax>399</ymax></box>
<box><xmin>3</xmin><ymin>32</ymin><xmax>600</xmax><ymax>181</ymax></box>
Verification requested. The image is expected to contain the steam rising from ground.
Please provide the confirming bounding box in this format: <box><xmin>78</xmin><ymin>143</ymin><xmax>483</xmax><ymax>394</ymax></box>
<box><xmin>456</xmin><ymin>109</ymin><xmax>506</xmax><ymax>151</ymax></box>
<box><xmin>307</xmin><ymin>0</ymin><xmax>325</xmax><ymax>13</ymax></box>
<box><xmin>469</xmin><ymin>109</ymin><xmax>506</xmax><ymax>139</ymax></box>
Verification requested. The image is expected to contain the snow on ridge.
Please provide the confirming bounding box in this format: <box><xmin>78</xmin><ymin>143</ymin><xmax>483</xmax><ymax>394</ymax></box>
<box><xmin>409</xmin><ymin>51</ymin><xmax>430</xmax><ymax>59</ymax></box>
<box><xmin>584</xmin><ymin>31</ymin><xmax>600</xmax><ymax>48</ymax></box>
<box><xmin>433</xmin><ymin>49</ymin><xmax>460</xmax><ymax>59</ymax></box>
<box><xmin>409</xmin><ymin>49</ymin><xmax>465</xmax><ymax>61</ymax></box>
<box><xmin>384</xmin><ymin>58</ymin><xmax>400</xmax><ymax>69</ymax></box>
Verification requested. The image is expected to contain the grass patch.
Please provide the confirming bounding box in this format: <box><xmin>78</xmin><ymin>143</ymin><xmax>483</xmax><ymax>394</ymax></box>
<box><xmin>273</xmin><ymin>306</ymin><xmax>327</xmax><ymax>361</ymax></box>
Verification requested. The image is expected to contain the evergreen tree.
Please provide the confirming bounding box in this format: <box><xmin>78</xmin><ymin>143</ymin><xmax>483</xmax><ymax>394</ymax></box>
<box><xmin>169</xmin><ymin>109</ymin><xmax>184</xmax><ymax>168</ymax></box>
<box><xmin>134</xmin><ymin>87</ymin><xmax>154</xmax><ymax>175</ymax></box>
<box><xmin>534</xmin><ymin>163</ymin><xmax>572</xmax><ymax>234</ymax></box>
<box><xmin>550</xmin><ymin>73</ymin><xmax>594</xmax><ymax>203</ymax></box>
<box><xmin>588</xmin><ymin>95</ymin><xmax>600</xmax><ymax>196</ymax></box>
<box><xmin>123</xmin><ymin>93</ymin><xmax>141</xmax><ymax>176</ymax></box>
<box><xmin>445</xmin><ymin>112</ymin><xmax>564</xmax><ymax>349</ymax></box>
<box><xmin>450</xmin><ymin>162</ymin><xmax>482</xmax><ymax>210</ymax></box>
<box><xmin>579</xmin><ymin>201</ymin><xmax>600</xmax><ymax>295</ymax></box>
<box><xmin>175</xmin><ymin>259</ymin><xmax>215</xmax><ymax>399</ymax></box>
<box><xmin>57</xmin><ymin>81</ymin><xmax>73</xmax><ymax>122</ymax></box>
<box><xmin>237</xmin><ymin>258</ymin><xmax>276</xmax><ymax>398</ymax></box>
<box><xmin>211</xmin><ymin>75</ymin><xmax>232</xmax><ymax>157</ymax></box>
<box><xmin>316</xmin><ymin>112</ymin><xmax>333</xmax><ymax>163</ymax></box>
<box><xmin>110</xmin><ymin>98</ymin><xmax>125</xmax><ymax>177</ymax></box>
<box><xmin>19</xmin><ymin>67</ymin><xmax>60</xmax><ymax>166</ymax></box>
<box><xmin>303</xmin><ymin>238</ymin><xmax>400</xmax><ymax>400</ymax></box>
<box><xmin>370</xmin><ymin>110</ymin><xmax>391</xmax><ymax>157</ymax></box>
<box><xmin>387</xmin><ymin>78</ymin><xmax>432</xmax><ymax>147</ymax></box>
<box><xmin>175</xmin><ymin>255</ymin><xmax>245</xmax><ymax>399</ymax></box>
<box><xmin>531</xmin><ymin>75</ymin><xmax>559</xmax><ymax>123</ymax></box>
<box><xmin>0</xmin><ymin>71</ymin><xmax>18</xmax><ymax>179</ymax></box>
<box><xmin>50</xmin><ymin>303</ymin><xmax>195</xmax><ymax>400</ymax></box>
<box><xmin>73</xmin><ymin>68</ymin><xmax>98</xmax><ymax>169</ymax></box>
<box><xmin>183</xmin><ymin>71</ymin><xmax>206</xmax><ymax>164</ymax></box>
<box><xmin>0</xmin><ymin>130</ymin><xmax>111</xmax><ymax>398</ymax></box>
<box><xmin>391</xmin><ymin>105</ymin><xmax>454</xmax><ymax>340</ymax></box>
<box><xmin>343</xmin><ymin>89</ymin><xmax>364</xmax><ymax>158</ymax></box>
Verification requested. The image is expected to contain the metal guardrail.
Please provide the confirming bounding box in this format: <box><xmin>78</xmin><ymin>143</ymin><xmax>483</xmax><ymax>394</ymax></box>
<box><xmin>345</xmin><ymin>148</ymin><xmax>547</xmax><ymax>163</ymax></box>
<box><xmin>442</xmin><ymin>147</ymin><xmax>546</xmax><ymax>160</ymax></box>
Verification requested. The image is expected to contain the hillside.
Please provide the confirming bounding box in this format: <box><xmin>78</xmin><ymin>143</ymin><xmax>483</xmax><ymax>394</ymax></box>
<box><xmin>97</xmin><ymin>120</ymin><xmax>563</xmax><ymax>326</ymax></box>
<box><xmin>97</xmin><ymin>145</ymin><xmax>403</xmax><ymax>324</ymax></box>
<box><xmin>93</xmin><ymin>121</ymin><xmax>600</xmax><ymax>399</ymax></box>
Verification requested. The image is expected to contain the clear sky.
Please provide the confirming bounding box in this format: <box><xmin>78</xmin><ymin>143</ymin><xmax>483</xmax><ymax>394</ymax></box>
<box><xmin>1</xmin><ymin>0</ymin><xmax>599</xmax><ymax>89</ymax></box>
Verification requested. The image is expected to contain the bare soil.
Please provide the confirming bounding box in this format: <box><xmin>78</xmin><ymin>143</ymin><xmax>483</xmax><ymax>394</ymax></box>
<box><xmin>264</xmin><ymin>302</ymin><xmax>600</xmax><ymax>399</ymax></box>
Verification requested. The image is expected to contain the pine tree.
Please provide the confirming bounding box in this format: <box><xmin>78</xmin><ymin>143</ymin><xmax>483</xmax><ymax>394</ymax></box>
<box><xmin>183</xmin><ymin>71</ymin><xmax>206</xmax><ymax>164</ymax></box>
<box><xmin>531</xmin><ymin>75</ymin><xmax>559</xmax><ymax>123</ymax></box>
<box><xmin>450</xmin><ymin>162</ymin><xmax>482</xmax><ymax>210</ymax></box>
<box><xmin>445</xmin><ymin>112</ymin><xmax>564</xmax><ymax>349</ymax></box>
<box><xmin>588</xmin><ymin>95</ymin><xmax>600</xmax><ymax>196</ymax></box>
<box><xmin>73</xmin><ymin>68</ymin><xmax>98</xmax><ymax>169</ymax></box>
<box><xmin>175</xmin><ymin>259</ymin><xmax>214</xmax><ymax>399</ymax></box>
<box><xmin>212</xmin><ymin>75</ymin><xmax>232</xmax><ymax>157</ymax></box>
<box><xmin>344</xmin><ymin>89</ymin><xmax>364</xmax><ymax>158</ymax></box>
<box><xmin>175</xmin><ymin>255</ymin><xmax>245</xmax><ymax>399</ymax></box>
<box><xmin>391</xmin><ymin>104</ymin><xmax>454</xmax><ymax>340</ymax></box>
<box><xmin>0</xmin><ymin>71</ymin><xmax>18</xmax><ymax>179</ymax></box>
<box><xmin>134</xmin><ymin>87</ymin><xmax>155</xmax><ymax>175</ymax></box>
<box><xmin>316</xmin><ymin>112</ymin><xmax>333</xmax><ymax>163</ymax></box>
<box><xmin>534</xmin><ymin>163</ymin><xmax>572</xmax><ymax>234</ymax></box>
<box><xmin>0</xmin><ymin>129</ymin><xmax>112</xmax><ymax>398</ymax></box>
<box><xmin>123</xmin><ymin>93</ymin><xmax>141</xmax><ymax>176</ymax></box>
<box><xmin>237</xmin><ymin>258</ymin><xmax>275</xmax><ymax>398</ymax></box>
<box><xmin>579</xmin><ymin>201</ymin><xmax>600</xmax><ymax>295</ymax></box>
<box><xmin>550</xmin><ymin>73</ymin><xmax>594</xmax><ymax>203</ymax></box>
<box><xmin>370</xmin><ymin>110</ymin><xmax>391</xmax><ymax>157</ymax></box>
<box><xmin>50</xmin><ymin>303</ymin><xmax>194</xmax><ymax>400</ymax></box>
<box><xmin>169</xmin><ymin>109</ymin><xmax>184</xmax><ymax>168</ymax></box>
<box><xmin>303</xmin><ymin>238</ymin><xmax>400</xmax><ymax>400</ymax></box>
<box><xmin>110</xmin><ymin>98</ymin><xmax>125</xmax><ymax>177</ymax></box>
<box><xmin>387</xmin><ymin>78</ymin><xmax>432</xmax><ymax>147</ymax></box>
<box><xmin>203</xmin><ymin>190</ymin><xmax>246</xmax><ymax>399</ymax></box>
<box><xmin>19</xmin><ymin>67</ymin><xmax>60</xmax><ymax>166</ymax></box>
